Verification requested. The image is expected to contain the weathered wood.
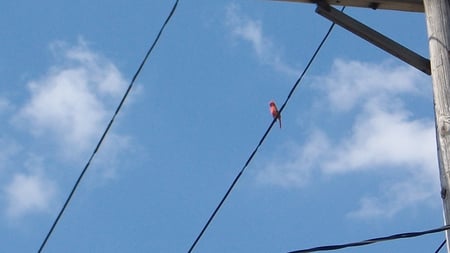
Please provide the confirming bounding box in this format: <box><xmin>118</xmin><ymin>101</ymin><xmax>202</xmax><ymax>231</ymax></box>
<box><xmin>273</xmin><ymin>0</ymin><xmax>424</xmax><ymax>12</ymax></box>
<box><xmin>424</xmin><ymin>0</ymin><xmax>450</xmax><ymax>251</ymax></box>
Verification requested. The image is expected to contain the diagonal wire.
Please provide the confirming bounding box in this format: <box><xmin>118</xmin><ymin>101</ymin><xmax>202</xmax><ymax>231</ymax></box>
<box><xmin>186</xmin><ymin>6</ymin><xmax>345</xmax><ymax>253</ymax></box>
<box><xmin>435</xmin><ymin>239</ymin><xmax>446</xmax><ymax>253</ymax></box>
<box><xmin>288</xmin><ymin>225</ymin><xmax>450</xmax><ymax>253</ymax></box>
<box><xmin>37</xmin><ymin>1</ymin><xmax>179</xmax><ymax>252</ymax></box>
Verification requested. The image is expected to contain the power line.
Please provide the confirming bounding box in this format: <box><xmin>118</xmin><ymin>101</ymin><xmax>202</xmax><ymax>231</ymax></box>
<box><xmin>36</xmin><ymin>1</ymin><xmax>179</xmax><ymax>252</ymax></box>
<box><xmin>288</xmin><ymin>225</ymin><xmax>450</xmax><ymax>253</ymax></box>
<box><xmin>186</xmin><ymin>6</ymin><xmax>345</xmax><ymax>253</ymax></box>
<box><xmin>435</xmin><ymin>239</ymin><xmax>446</xmax><ymax>253</ymax></box>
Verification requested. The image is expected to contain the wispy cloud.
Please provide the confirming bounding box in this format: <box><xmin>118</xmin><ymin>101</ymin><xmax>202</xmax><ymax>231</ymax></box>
<box><xmin>323</xmin><ymin>102</ymin><xmax>436</xmax><ymax>174</ymax></box>
<box><xmin>5</xmin><ymin>171</ymin><xmax>57</xmax><ymax>218</ymax></box>
<box><xmin>329</xmin><ymin>101</ymin><xmax>437</xmax><ymax>218</ymax></box>
<box><xmin>15</xmin><ymin>38</ymin><xmax>128</xmax><ymax>157</ymax></box>
<box><xmin>258</xmin><ymin>59</ymin><xmax>437</xmax><ymax>218</ymax></box>
<box><xmin>319</xmin><ymin>59</ymin><xmax>426</xmax><ymax>111</ymax></box>
<box><xmin>225</xmin><ymin>3</ymin><xmax>297</xmax><ymax>76</ymax></box>
<box><xmin>0</xmin><ymin>138</ymin><xmax>20</xmax><ymax>174</ymax></box>
<box><xmin>348</xmin><ymin>177</ymin><xmax>436</xmax><ymax>218</ymax></box>
<box><xmin>257</xmin><ymin>131</ymin><xmax>329</xmax><ymax>188</ymax></box>
<box><xmin>2</xmin><ymin>38</ymin><xmax>131</xmax><ymax>219</ymax></box>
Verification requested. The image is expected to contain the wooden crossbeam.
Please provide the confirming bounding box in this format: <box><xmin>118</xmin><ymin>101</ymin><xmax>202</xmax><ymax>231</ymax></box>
<box><xmin>273</xmin><ymin>0</ymin><xmax>424</xmax><ymax>12</ymax></box>
<box><xmin>316</xmin><ymin>4</ymin><xmax>430</xmax><ymax>74</ymax></box>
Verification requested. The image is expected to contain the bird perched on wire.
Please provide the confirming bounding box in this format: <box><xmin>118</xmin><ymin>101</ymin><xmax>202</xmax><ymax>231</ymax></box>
<box><xmin>269</xmin><ymin>100</ymin><xmax>281</xmax><ymax>128</ymax></box>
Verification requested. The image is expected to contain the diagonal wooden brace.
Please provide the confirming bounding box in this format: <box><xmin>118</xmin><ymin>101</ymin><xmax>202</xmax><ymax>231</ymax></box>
<box><xmin>316</xmin><ymin>3</ymin><xmax>431</xmax><ymax>75</ymax></box>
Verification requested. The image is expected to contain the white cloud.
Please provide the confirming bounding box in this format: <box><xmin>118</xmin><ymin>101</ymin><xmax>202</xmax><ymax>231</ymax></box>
<box><xmin>4</xmin><ymin>172</ymin><xmax>56</xmax><ymax>218</ymax></box>
<box><xmin>0</xmin><ymin>39</ymin><xmax>134</xmax><ymax>220</ymax></box>
<box><xmin>0</xmin><ymin>138</ymin><xmax>20</xmax><ymax>173</ymax></box>
<box><xmin>61</xmin><ymin>39</ymin><xmax>127</xmax><ymax>96</ymax></box>
<box><xmin>331</xmin><ymin>101</ymin><xmax>438</xmax><ymax>218</ymax></box>
<box><xmin>348</xmin><ymin>177</ymin><xmax>436</xmax><ymax>219</ymax></box>
<box><xmin>323</xmin><ymin>102</ymin><xmax>436</xmax><ymax>174</ymax></box>
<box><xmin>225</xmin><ymin>3</ymin><xmax>297</xmax><ymax>76</ymax></box>
<box><xmin>257</xmin><ymin>131</ymin><xmax>329</xmax><ymax>188</ymax></box>
<box><xmin>15</xmin><ymin>39</ymin><xmax>128</xmax><ymax>156</ymax></box>
<box><xmin>92</xmin><ymin>133</ymin><xmax>132</xmax><ymax>181</ymax></box>
<box><xmin>258</xmin><ymin>59</ymin><xmax>438</xmax><ymax>218</ymax></box>
<box><xmin>320</xmin><ymin>59</ymin><xmax>426</xmax><ymax>111</ymax></box>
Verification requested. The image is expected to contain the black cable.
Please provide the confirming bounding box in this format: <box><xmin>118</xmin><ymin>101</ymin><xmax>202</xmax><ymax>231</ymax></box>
<box><xmin>37</xmin><ymin>1</ymin><xmax>179</xmax><ymax>252</ymax></box>
<box><xmin>435</xmin><ymin>239</ymin><xmax>446</xmax><ymax>253</ymax></box>
<box><xmin>288</xmin><ymin>225</ymin><xmax>450</xmax><ymax>253</ymax></box>
<box><xmin>186</xmin><ymin>6</ymin><xmax>345</xmax><ymax>253</ymax></box>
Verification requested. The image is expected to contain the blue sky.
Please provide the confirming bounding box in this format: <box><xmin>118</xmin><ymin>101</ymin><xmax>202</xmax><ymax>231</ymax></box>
<box><xmin>0</xmin><ymin>1</ymin><xmax>444</xmax><ymax>252</ymax></box>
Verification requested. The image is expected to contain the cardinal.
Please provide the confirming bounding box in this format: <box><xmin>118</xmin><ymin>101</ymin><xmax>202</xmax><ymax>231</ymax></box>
<box><xmin>269</xmin><ymin>100</ymin><xmax>281</xmax><ymax>128</ymax></box>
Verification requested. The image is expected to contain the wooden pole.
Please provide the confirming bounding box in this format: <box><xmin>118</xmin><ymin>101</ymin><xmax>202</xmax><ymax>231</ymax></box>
<box><xmin>423</xmin><ymin>0</ymin><xmax>450</xmax><ymax>250</ymax></box>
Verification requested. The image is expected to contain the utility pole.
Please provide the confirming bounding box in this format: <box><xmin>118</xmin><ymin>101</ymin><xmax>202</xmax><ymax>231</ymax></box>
<box><xmin>423</xmin><ymin>0</ymin><xmax>450</xmax><ymax>251</ymax></box>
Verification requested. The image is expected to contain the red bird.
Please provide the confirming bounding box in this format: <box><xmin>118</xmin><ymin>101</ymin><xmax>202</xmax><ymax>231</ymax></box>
<box><xmin>269</xmin><ymin>100</ymin><xmax>281</xmax><ymax>128</ymax></box>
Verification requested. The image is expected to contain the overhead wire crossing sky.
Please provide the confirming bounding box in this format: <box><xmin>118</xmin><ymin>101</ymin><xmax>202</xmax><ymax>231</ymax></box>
<box><xmin>36</xmin><ymin>1</ymin><xmax>179</xmax><ymax>252</ymax></box>
<box><xmin>186</xmin><ymin>6</ymin><xmax>345</xmax><ymax>253</ymax></box>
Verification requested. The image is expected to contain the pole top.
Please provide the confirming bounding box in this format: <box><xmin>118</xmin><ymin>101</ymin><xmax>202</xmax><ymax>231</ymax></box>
<box><xmin>273</xmin><ymin>0</ymin><xmax>424</xmax><ymax>12</ymax></box>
